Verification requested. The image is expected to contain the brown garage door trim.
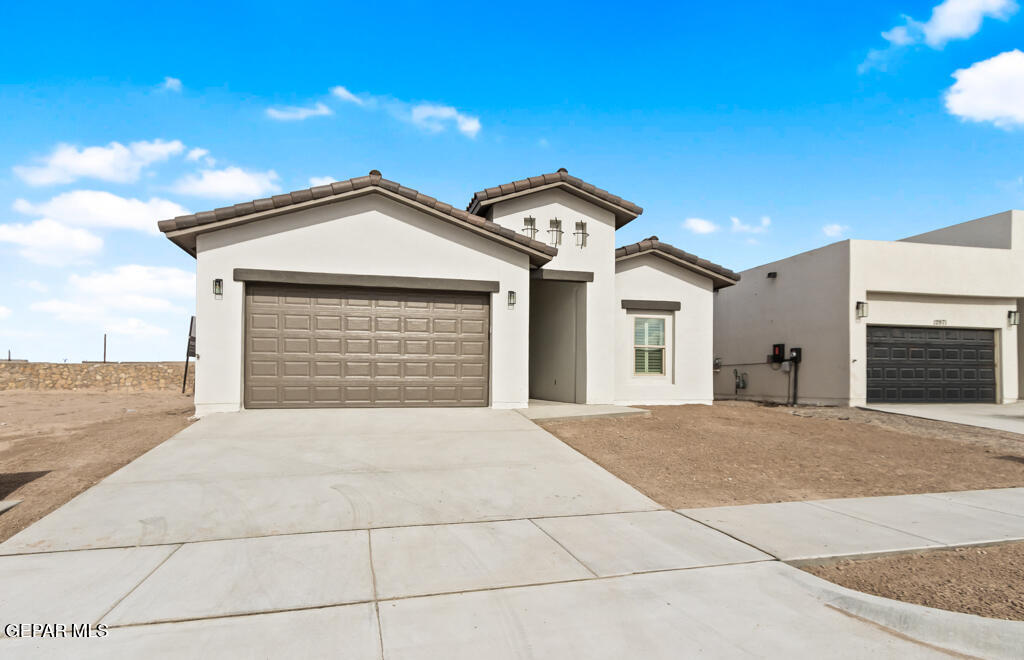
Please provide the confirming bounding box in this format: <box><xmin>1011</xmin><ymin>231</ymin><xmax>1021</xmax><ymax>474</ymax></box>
<box><xmin>234</xmin><ymin>268</ymin><xmax>500</xmax><ymax>293</ymax></box>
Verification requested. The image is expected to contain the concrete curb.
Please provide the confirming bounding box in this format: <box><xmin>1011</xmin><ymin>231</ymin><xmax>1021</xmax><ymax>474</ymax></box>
<box><xmin>781</xmin><ymin>564</ymin><xmax>1024</xmax><ymax>659</ymax></box>
<box><xmin>0</xmin><ymin>500</ymin><xmax>21</xmax><ymax>515</ymax></box>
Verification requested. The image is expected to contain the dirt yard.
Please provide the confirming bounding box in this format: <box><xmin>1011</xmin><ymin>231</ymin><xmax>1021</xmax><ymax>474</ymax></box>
<box><xmin>538</xmin><ymin>401</ymin><xmax>1024</xmax><ymax>508</ymax></box>
<box><xmin>0</xmin><ymin>391</ymin><xmax>194</xmax><ymax>542</ymax></box>
<box><xmin>804</xmin><ymin>542</ymin><xmax>1024</xmax><ymax>621</ymax></box>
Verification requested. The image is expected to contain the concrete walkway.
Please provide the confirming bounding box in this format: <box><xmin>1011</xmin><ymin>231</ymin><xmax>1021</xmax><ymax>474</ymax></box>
<box><xmin>0</xmin><ymin>409</ymin><xmax>1019</xmax><ymax>657</ymax></box>
<box><xmin>682</xmin><ymin>488</ymin><xmax>1024</xmax><ymax>561</ymax></box>
<box><xmin>517</xmin><ymin>398</ymin><xmax>650</xmax><ymax>422</ymax></box>
<box><xmin>864</xmin><ymin>401</ymin><xmax>1024</xmax><ymax>435</ymax></box>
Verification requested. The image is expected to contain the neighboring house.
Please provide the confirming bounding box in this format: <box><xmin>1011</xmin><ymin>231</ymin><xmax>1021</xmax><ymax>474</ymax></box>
<box><xmin>159</xmin><ymin>169</ymin><xmax>739</xmax><ymax>416</ymax></box>
<box><xmin>714</xmin><ymin>210</ymin><xmax>1024</xmax><ymax>407</ymax></box>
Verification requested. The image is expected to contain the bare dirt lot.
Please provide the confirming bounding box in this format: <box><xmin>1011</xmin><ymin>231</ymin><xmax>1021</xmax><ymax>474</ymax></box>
<box><xmin>0</xmin><ymin>391</ymin><xmax>194</xmax><ymax>543</ymax></box>
<box><xmin>804</xmin><ymin>542</ymin><xmax>1024</xmax><ymax>621</ymax></box>
<box><xmin>538</xmin><ymin>401</ymin><xmax>1024</xmax><ymax>508</ymax></box>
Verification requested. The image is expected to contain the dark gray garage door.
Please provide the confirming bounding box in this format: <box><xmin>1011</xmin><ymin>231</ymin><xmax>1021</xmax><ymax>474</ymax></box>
<box><xmin>866</xmin><ymin>326</ymin><xmax>996</xmax><ymax>403</ymax></box>
<box><xmin>244</xmin><ymin>283</ymin><xmax>489</xmax><ymax>408</ymax></box>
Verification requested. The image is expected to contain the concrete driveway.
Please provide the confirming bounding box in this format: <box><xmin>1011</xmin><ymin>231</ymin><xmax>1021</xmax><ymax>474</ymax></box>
<box><xmin>0</xmin><ymin>408</ymin><xmax>997</xmax><ymax>657</ymax></box>
<box><xmin>864</xmin><ymin>401</ymin><xmax>1024</xmax><ymax>434</ymax></box>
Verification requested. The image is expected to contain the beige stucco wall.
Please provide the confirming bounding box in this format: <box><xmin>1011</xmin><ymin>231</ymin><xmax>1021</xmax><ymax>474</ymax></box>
<box><xmin>489</xmin><ymin>189</ymin><xmax>618</xmax><ymax>403</ymax></box>
<box><xmin>713</xmin><ymin>242</ymin><xmax>851</xmax><ymax>405</ymax></box>
<box><xmin>193</xmin><ymin>193</ymin><xmax>531</xmax><ymax>417</ymax></box>
<box><xmin>847</xmin><ymin>238</ymin><xmax>1023</xmax><ymax>405</ymax></box>
<box><xmin>614</xmin><ymin>254</ymin><xmax>715</xmax><ymax>404</ymax></box>
<box><xmin>714</xmin><ymin>215</ymin><xmax>1024</xmax><ymax>406</ymax></box>
<box><xmin>900</xmin><ymin>210</ymin><xmax>1021</xmax><ymax>250</ymax></box>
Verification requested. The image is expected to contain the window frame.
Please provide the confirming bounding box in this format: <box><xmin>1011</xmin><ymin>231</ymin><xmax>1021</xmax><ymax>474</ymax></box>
<box><xmin>633</xmin><ymin>316</ymin><xmax>666</xmax><ymax>376</ymax></box>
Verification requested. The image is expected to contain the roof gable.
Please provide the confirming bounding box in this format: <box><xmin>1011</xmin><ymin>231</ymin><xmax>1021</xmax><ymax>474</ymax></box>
<box><xmin>466</xmin><ymin>169</ymin><xmax>643</xmax><ymax>228</ymax></box>
<box><xmin>158</xmin><ymin>171</ymin><xmax>556</xmax><ymax>265</ymax></box>
<box><xmin>616</xmin><ymin>236</ymin><xmax>740</xmax><ymax>289</ymax></box>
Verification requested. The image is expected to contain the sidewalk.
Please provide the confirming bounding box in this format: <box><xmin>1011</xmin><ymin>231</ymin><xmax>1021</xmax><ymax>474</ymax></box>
<box><xmin>681</xmin><ymin>487</ymin><xmax>1024</xmax><ymax>561</ymax></box>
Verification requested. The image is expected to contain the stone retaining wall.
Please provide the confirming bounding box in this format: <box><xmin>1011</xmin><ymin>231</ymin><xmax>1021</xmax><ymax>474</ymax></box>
<box><xmin>0</xmin><ymin>361</ymin><xmax>197</xmax><ymax>391</ymax></box>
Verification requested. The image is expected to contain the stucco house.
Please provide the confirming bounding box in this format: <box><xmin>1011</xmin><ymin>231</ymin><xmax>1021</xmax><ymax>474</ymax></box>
<box><xmin>159</xmin><ymin>169</ymin><xmax>739</xmax><ymax>416</ymax></box>
<box><xmin>714</xmin><ymin>210</ymin><xmax>1024</xmax><ymax>407</ymax></box>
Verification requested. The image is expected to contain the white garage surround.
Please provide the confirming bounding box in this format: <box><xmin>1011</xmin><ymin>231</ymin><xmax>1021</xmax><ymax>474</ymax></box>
<box><xmin>192</xmin><ymin>195</ymin><xmax>532</xmax><ymax>416</ymax></box>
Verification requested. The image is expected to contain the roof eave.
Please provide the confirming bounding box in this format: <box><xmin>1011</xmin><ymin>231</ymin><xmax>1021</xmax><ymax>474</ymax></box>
<box><xmin>617</xmin><ymin>249</ymin><xmax>740</xmax><ymax>289</ymax></box>
<box><xmin>469</xmin><ymin>182</ymin><xmax>641</xmax><ymax>228</ymax></box>
<box><xmin>161</xmin><ymin>186</ymin><xmax>556</xmax><ymax>266</ymax></box>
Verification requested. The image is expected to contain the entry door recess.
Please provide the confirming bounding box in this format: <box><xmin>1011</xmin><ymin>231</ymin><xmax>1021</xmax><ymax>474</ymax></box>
<box><xmin>866</xmin><ymin>326</ymin><xmax>996</xmax><ymax>403</ymax></box>
<box><xmin>244</xmin><ymin>283</ymin><xmax>489</xmax><ymax>408</ymax></box>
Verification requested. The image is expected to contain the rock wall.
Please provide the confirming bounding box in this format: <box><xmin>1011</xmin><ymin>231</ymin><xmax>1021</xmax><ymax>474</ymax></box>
<box><xmin>0</xmin><ymin>361</ymin><xmax>197</xmax><ymax>391</ymax></box>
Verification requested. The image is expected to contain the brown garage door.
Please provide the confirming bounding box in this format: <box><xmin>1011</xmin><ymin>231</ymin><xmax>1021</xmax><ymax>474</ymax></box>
<box><xmin>244</xmin><ymin>283</ymin><xmax>489</xmax><ymax>408</ymax></box>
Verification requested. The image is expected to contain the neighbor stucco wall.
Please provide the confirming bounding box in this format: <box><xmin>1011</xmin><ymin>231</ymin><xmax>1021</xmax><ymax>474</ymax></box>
<box><xmin>193</xmin><ymin>193</ymin><xmax>532</xmax><ymax>416</ymax></box>
<box><xmin>489</xmin><ymin>189</ymin><xmax>618</xmax><ymax>403</ymax></box>
<box><xmin>900</xmin><ymin>210</ymin><xmax>1020</xmax><ymax>250</ymax></box>
<box><xmin>847</xmin><ymin>239</ymin><xmax>1024</xmax><ymax>405</ymax></box>
<box><xmin>713</xmin><ymin>241</ymin><xmax>851</xmax><ymax>405</ymax></box>
<box><xmin>614</xmin><ymin>254</ymin><xmax>715</xmax><ymax>405</ymax></box>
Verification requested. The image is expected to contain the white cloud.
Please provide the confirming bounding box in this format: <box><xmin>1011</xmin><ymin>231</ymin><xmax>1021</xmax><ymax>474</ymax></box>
<box><xmin>861</xmin><ymin>0</ymin><xmax>1017</xmax><ymax>72</ymax></box>
<box><xmin>329</xmin><ymin>85</ymin><xmax>482</xmax><ymax>139</ymax></box>
<box><xmin>0</xmin><ymin>219</ymin><xmax>103</xmax><ymax>265</ymax></box>
<box><xmin>13</xmin><ymin>139</ymin><xmax>185</xmax><ymax>186</ymax></box>
<box><xmin>945</xmin><ymin>49</ymin><xmax>1024</xmax><ymax>128</ymax></box>
<box><xmin>682</xmin><ymin>217</ymin><xmax>719</xmax><ymax>234</ymax></box>
<box><xmin>18</xmin><ymin>280</ymin><xmax>48</xmax><ymax>293</ymax></box>
<box><xmin>162</xmin><ymin>76</ymin><xmax>182</xmax><ymax>92</ymax></box>
<box><xmin>330</xmin><ymin>86</ymin><xmax>365</xmax><ymax>105</ymax></box>
<box><xmin>185</xmin><ymin>147</ymin><xmax>215</xmax><ymax>166</ymax></box>
<box><xmin>14</xmin><ymin>190</ymin><xmax>189</xmax><ymax>234</ymax></box>
<box><xmin>822</xmin><ymin>223</ymin><xmax>850</xmax><ymax>237</ymax></box>
<box><xmin>730</xmin><ymin>216</ymin><xmax>771</xmax><ymax>234</ymax></box>
<box><xmin>171</xmin><ymin>167</ymin><xmax>281</xmax><ymax>199</ymax></box>
<box><xmin>265</xmin><ymin>102</ymin><xmax>333</xmax><ymax>121</ymax></box>
<box><xmin>309</xmin><ymin>176</ymin><xmax>335</xmax><ymax>187</ymax></box>
<box><xmin>408</xmin><ymin>103</ymin><xmax>481</xmax><ymax>138</ymax></box>
<box><xmin>31</xmin><ymin>265</ymin><xmax>195</xmax><ymax>337</ymax></box>
<box><xmin>0</xmin><ymin>306</ymin><xmax>10</xmax><ymax>320</ymax></box>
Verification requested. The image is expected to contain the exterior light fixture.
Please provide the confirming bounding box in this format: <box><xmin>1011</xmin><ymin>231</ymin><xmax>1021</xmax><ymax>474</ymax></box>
<box><xmin>213</xmin><ymin>278</ymin><xmax>224</xmax><ymax>298</ymax></box>
<box><xmin>855</xmin><ymin>301</ymin><xmax>869</xmax><ymax>318</ymax></box>
<box><xmin>1009</xmin><ymin>310</ymin><xmax>1020</xmax><ymax>326</ymax></box>
<box><xmin>574</xmin><ymin>221</ymin><xmax>589</xmax><ymax>248</ymax></box>
<box><xmin>766</xmin><ymin>271</ymin><xmax>777</xmax><ymax>279</ymax></box>
<box><xmin>507</xmin><ymin>290</ymin><xmax>516</xmax><ymax>308</ymax></box>
<box><xmin>522</xmin><ymin>216</ymin><xmax>537</xmax><ymax>240</ymax></box>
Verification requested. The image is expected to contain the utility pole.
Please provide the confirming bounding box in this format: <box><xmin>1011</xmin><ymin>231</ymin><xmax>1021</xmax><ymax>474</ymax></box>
<box><xmin>103</xmin><ymin>334</ymin><xmax>107</xmax><ymax>363</ymax></box>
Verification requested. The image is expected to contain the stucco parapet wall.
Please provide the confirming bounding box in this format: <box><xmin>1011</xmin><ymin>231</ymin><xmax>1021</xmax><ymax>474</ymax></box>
<box><xmin>466</xmin><ymin>169</ymin><xmax>643</xmax><ymax>228</ymax></box>
<box><xmin>616</xmin><ymin>237</ymin><xmax>740</xmax><ymax>288</ymax></box>
<box><xmin>0</xmin><ymin>361</ymin><xmax>195</xmax><ymax>391</ymax></box>
<box><xmin>157</xmin><ymin>171</ymin><xmax>556</xmax><ymax>266</ymax></box>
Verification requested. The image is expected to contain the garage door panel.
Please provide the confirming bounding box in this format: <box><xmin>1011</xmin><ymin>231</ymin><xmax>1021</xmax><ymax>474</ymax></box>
<box><xmin>867</xmin><ymin>325</ymin><xmax>995</xmax><ymax>403</ymax></box>
<box><xmin>245</xmin><ymin>283</ymin><xmax>489</xmax><ymax>408</ymax></box>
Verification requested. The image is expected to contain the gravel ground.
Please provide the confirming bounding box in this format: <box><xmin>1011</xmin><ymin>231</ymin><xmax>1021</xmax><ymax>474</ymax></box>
<box><xmin>538</xmin><ymin>401</ymin><xmax>1024</xmax><ymax>508</ymax></box>
<box><xmin>804</xmin><ymin>542</ymin><xmax>1024</xmax><ymax>621</ymax></box>
<box><xmin>0</xmin><ymin>391</ymin><xmax>194</xmax><ymax>542</ymax></box>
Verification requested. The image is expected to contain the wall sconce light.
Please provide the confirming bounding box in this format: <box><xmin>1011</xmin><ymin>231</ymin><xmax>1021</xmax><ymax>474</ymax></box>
<box><xmin>507</xmin><ymin>290</ymin><xmax>516</xmax><ymax>308</ymax></box>
<box><xmin>213</xmin><ymin>278</ymin><xmax>223</xmax><ymax>298</ymax></box>
<box><xmin>573</xmin><ymin>221</ymin><xmax>588</xmax><ymax>248</ymax></box>
<box><xmin>855</xmin><ymin>301</ymin><xmax>869</xmax><ymax>318</ymax></box>
<box><xmin>1009</xmin><ymin>310</ymin><xmax>1020</xmax><ymax>326</ymax></box>
<box><xmin>766</xmin><ymin>271</ymin><xmax>777</xmax><ymax>279</ymax></box>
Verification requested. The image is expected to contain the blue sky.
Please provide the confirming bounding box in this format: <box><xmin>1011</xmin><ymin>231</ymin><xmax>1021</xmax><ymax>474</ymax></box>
<box><xmin>1</xmin><ymin>0</ymin><xmax>1023</xmax><ymax>361</ymax></box>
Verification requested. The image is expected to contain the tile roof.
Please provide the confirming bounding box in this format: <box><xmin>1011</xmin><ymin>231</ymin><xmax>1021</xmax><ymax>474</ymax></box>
<box><xmin>157</xmin><ymin>170</ymin><xmax>557</xmax><ymax>264</ymax></box>
<box><xmin>616</xmin><ymin>236</ymin><xmax>740</xmax><ymax>288</ymax></box>
<box><xmin>466</xmin><ymin>169</ymin><xmax>643</xmax><ymax>227</ymax></box>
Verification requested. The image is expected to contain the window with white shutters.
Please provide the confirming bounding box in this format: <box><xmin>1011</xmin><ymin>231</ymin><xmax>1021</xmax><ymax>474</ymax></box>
<box><xmin>634</xmin><ymin>317</ymin><xmax>665</xmax><ymax>375</ymax></box>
